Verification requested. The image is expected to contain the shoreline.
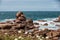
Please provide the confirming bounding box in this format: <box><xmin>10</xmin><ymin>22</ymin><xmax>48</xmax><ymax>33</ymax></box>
<box><xmin>0</xmin><ymin>11</ymin><xmax>60</xmax><ymax>40</ymax></box>
<box><xmin>0</xmin><ymin>17</ymin><xmax>59</xmax><ymax>30</ymax></box>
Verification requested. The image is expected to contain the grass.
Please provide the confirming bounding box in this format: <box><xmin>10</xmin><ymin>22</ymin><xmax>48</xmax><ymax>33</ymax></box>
<box><xmin>0</xmin><ymin>33</ymin><xmax>50</xmax><ymax>40</ymax></box>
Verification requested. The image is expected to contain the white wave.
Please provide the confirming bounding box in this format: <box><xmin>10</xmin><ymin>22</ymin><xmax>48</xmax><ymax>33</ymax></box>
<box><xmin>0</xmin><ymin>18</ymin><xmax>15</xmax><ymax>22</ymax></box>
<box><xmin>33</xmin><ymin>17</ymin><xmax>60</xmax><ymax>30</ymax></box>
<box><xmin>41</xmin><ymin>18</ymin><xmax>57</xmax><ymax>21</ymax></box>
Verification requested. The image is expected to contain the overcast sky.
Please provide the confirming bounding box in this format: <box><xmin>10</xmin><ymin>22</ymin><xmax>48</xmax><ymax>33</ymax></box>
<box><xmin>0</xmin><ymin>0</ymin><xmax>60</xmax><ymax>11</ymax></box>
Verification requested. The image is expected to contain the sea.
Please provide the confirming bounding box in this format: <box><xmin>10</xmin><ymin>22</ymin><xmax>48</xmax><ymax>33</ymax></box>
<box><xmin>0</xmin><ymin>11</ymin><xmax>60</xmax><ymax>30</ymax></box>
<box><xmin>0</xmin><ymin>11</ymin><xmax>60</xmax><ymax>21</ymax></box>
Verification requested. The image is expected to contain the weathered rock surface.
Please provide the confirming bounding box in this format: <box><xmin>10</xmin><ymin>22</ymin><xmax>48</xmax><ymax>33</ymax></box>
<box><xmin>55</xmin><ymin>24</ymin><xmax>60</xmax><ymax>27</ymax></box>
<box><xmin>16</xmin><ymin>11</ymin><xmax>23</xmax><ymax>18</ymax></box>
<box><xmin>0</xmin><ymin>23</ymin><xmax>13</xmax><ymax>29</ymax></box>
<box><xmin>38</xmin><ymin>20</ymin><xmax>47</xmax><ymax>22</ymax></box>
<box><xmin>33</xmin><ymin>23</ymin><xmax>39</xmax><ymax>25</ymax></box>
<box><xmin>43</xmin><ymin>23</ymin><xmax>48</xmax><ymax>26</ymax></box>
<box><xmin>16</xmin><ymin>11</ymin><xmax>26</xmax><ymax>21</ymax></box>
<box><xmin>46</xmin><ymin>30</ymin><xmax>59</xmax><ymax>37</ymax></box>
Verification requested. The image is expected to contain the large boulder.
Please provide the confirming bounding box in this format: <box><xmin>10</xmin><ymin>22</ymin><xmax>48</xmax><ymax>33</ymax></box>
<box><xmin>26</xmin><ymin>19</ymin><xmax>35</xmax><ymax>29</ymax></box>
<box><xmin>33</xmin><ymin>23</ymin><xmax>39</xmax><ymax>25</ymax></box>
<box><xmin>0</xmin><ymin>23</ymin><xmax>13</xmax><ymax>29</ymax></box>
<box><xmin>46</xmin><ymin>30</ymin><xmax>59</xmax><ymax>38</ymax></box>
<box><xmin>12</xmin><ymin>22</ymin><xmax>26</xmax><ymax>30</ymax></box>
<box><xmin>43</xmin><ymin>23</ymin><xmax>48</xmax><ymax>26</ymax></box>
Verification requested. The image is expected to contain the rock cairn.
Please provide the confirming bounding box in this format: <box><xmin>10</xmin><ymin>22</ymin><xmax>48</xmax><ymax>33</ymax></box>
<box><xmin>0</xmin><ymin>11</ymin><xmax>36</xmax><ymax>31</ymax></box>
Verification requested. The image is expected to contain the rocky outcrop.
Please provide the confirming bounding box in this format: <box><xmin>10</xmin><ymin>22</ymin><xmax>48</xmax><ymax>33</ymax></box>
<box><xmin>46</xmin><ymin>30</ymin><xmax>59</xmax><ymax>38</ymax></box>
<box><xmin>43</xmin><ymin>23</ymin><xmax>48</xmax><ymax>26</ymax></box>
<box><xmin>55</xmin><ymin>24</ymin><xmax>60</xmax><ymax>27</ymax></box>
<box><xmin>13</xmin><ymin>11</ymin><xmax>26</xmax><ymax>30</ymax></box>
<box><xmin>33</xmin><ymin>23</ymin><xmax>39</xmax><ymax>25</ymax></box>
<box><xmin>0</xmin><ymin>11</ymin><xmax>35</xmax><ymax>30</ymax></box>
<box><xmin>26</xmin><ymin>19</ymin><xmax>35</xmax><ymax>29</ymax></box>
<box><xmin>38</xmin><ymin>20</ymin><xmax>47</xmax><ymax>22</ymax></box>
<box><xmin>26</xmin><ymin>19</ymin><xmax>33</xmax><ymax>25</ymax></box>
<box><xmin>0</xmin><ymin>11</ymin><xmax>60</xmax><ymax>40</ymax></box>
<box><xmin>0</xmin><ymin>23</ymin><xmax>13</xmax><ymax>29</ymax></box>
<box><xmin>54</xmin><ymin>16</ymin><xmax>60</xmax><ymax>22</ymax></box>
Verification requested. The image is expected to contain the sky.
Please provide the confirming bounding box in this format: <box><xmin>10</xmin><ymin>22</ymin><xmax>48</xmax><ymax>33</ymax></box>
<box><xmin>0</xmin><ymin>0</ymin><xmax>60</xmax><ymax>11</ymax></box>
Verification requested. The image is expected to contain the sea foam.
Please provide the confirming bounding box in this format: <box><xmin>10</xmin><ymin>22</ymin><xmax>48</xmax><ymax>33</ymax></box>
<box><xmin>33</xmin><ymin>18</ymin><xmax>59</xmax><ymax>30</ymax></box>
<box><xmin>0</xmin><ymin>18</ymin><xmax>15</xmax><ymax>22</ymax></box>
<box><xmin>0</xmin><ymin>18</ymin><xmax>60</xmax><ymax>30</ymax></box>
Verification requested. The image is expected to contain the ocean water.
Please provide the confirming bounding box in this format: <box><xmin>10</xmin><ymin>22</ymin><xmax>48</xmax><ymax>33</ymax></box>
<box><xmin>0</xmin><ymin>11</ymin><xmax>60</xmax><ymax>30</ymax></box>
<box><xmin>0</xmin><ymin>11</ymin><xmax>60</xmax><ymax>21</ymax></box>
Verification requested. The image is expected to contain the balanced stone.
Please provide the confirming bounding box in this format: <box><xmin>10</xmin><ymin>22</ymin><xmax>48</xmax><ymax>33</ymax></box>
<box><xmin>16</xmin><ymin>11</ymin><xmax>23</xmax><ymax>18</ymax></box>
<box><xmin>16</xmin><ymin>11</ymin><xmax>26</xmax><ymax>22</ymax></box>
<box><xmin>17</xmin><ymin>17</ymin><xmax>26</xmax><ymax>21</ymax></box>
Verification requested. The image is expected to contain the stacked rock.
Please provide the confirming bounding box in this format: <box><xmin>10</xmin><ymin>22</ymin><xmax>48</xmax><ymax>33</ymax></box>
<box><xmin>26</xmin><ymin>19</ymin><xmax>33</xmax><ymax>26</ymax></box>
<box><xmin>0</xmin><ymin>11</ymin><xmax>35</xmax><ymax>31</ymax></box>
<box><xmin>26</xmin><ymin>19</ymin><xmax>35</xmax><ymax>30</ymax></box>
<box><xmin>13</xmin><ymin>11</ymin><xmax>26</xmax><ymax>30</ymax></box>
<box><xmin>15</xmin><ymin>11</ymin><xmax>26</xmax><ymax>23</ymax></box>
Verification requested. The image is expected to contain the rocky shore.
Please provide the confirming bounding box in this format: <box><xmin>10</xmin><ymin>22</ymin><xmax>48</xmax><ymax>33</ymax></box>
<box><xmin>0</xmin><ymin>11</ymin><xmax>60</xmax><ymax>40</ymax></box>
